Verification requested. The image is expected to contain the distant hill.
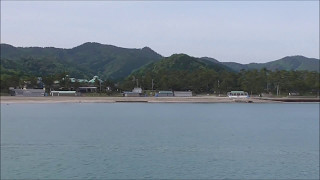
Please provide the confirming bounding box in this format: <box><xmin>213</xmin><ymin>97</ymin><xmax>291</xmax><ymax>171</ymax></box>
<box><xmin>134</xmin><ymin>54</ymin><xmax>232</xmax><ymax>75</ymax></box>
<box><xmin>0</xmin><ymin>43</ymin><xmax>162</xmax><ymax>79</ymax></box>
<box><xmin>1</xmin><ymin>42</ymin><xmax>319</xmax><ymax>82</ymax></box>
<box><xmin>121</xmin><ymin>54</ymin><xmax>233</xmax><ymax>91</ymax></box>
<box><xmin>213</xmin><ymin>56</ymin><xmax>319</xmax><ymax>72</ymax></box>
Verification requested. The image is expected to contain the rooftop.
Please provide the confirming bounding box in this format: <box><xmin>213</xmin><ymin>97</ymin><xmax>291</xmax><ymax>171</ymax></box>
<box><xmin>158</xmin><ymin>91</ymin><xmax>173</xmax><ymax>94</ymax></box>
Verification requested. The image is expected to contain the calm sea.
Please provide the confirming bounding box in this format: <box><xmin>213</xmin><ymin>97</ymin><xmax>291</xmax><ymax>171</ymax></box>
<box><xmin>1</xmin><ymin>103</ymin><xmax>319</xmax><ymax>179</ymax></box>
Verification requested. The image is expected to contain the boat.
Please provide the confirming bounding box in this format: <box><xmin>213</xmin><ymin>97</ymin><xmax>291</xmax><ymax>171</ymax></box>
<box><xmin>227</xmin><ymin>91</ymin><xmax>249</xmax><ymax>98</ymax></box>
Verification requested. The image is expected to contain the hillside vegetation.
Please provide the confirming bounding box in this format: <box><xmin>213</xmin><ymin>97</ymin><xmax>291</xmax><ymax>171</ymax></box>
<box><xmin>1</xmin><ymin>43</ymin><xmax>162</xmax><ymax>80</ymax></box>
<box><xmin>121</xmin><ymin>54</ymin><xmax>232</xmax><ymax>92</ymax></box>
<box><xmin>1</xmin><ymin>43</ymin><xmax>319</xmax><ymax>95</ymax></box>
<box><xmin>122</xmin><ymin>54</ymin><xmax>319</xmax><ymax>94</ymax></box>
<box><xmin>121</xmin><ymin>54</ymin><xmax>319</xmax><ymax>95</ymax></box>
<box><xmin>218</xmin><ymin>56</ymin><xmax>320</xmax><ymax>72</ymax></box>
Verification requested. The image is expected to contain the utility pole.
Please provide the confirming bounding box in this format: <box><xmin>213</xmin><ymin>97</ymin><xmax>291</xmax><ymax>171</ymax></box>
<box><xmin>136</xmin><ymin>79</ymin><xmax>139</xmax><ymax>87</ymax></box>
<box><xmin>218</xmin><ymin>80</ymin><xmax>220</xmax><ymax>96</ymax></box>
<box><xmin>152</xmin><ymin>79</ymin><xmax>154</xmax><ymax>91</ymax></box>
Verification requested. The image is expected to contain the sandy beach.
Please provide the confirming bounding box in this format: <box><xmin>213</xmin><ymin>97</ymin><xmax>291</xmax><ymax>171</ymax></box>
<box><xmin>0</xmin><ymin>96</ymin><xmax>283</xmax><ymax>104</ymax></box>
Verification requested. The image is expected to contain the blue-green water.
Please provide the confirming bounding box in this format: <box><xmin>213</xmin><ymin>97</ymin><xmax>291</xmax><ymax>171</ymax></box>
<box><xmin>1</xmin><ymin>103</ymin><xmax>319</xmax><ymax>179</ymax></box>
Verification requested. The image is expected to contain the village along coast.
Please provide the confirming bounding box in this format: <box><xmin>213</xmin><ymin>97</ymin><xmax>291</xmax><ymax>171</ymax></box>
<box><xmin>1</xmin><ymin>95</ymin><xmax>319</xmax><ymax>104</ymax></box>
<box><xmin>1</xmin><ymin>44</ymin><xmax>319</xmax><ymax>104</ymax></box>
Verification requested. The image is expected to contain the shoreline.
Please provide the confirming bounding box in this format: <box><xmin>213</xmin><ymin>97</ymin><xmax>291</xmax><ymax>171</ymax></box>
<box><xmin>1</xmin><ymin>96</ymin><xmax>319</xmax><ymax>104</ymax></box>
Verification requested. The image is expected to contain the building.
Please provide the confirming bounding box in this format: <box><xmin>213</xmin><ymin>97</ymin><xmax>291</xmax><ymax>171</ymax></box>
<box><xmin>65</xmin><ymin>77</ymin><xmax>89</xmax><ymax>83</ymax></box>
<box><xmin>174</xmin><ymin>91</ymin><xmax>192</xmax><ymax>97</ymax></box>
<box><xmin>123</xmin><ymin>87</ymin><xmax>143</xmax><ymax>97</ymax></box>
<box><xmin>123</xmin><ymin>91</ymin><xmax>141</xmax><ymax>97</ymax></box>
<box><xmin>288</xmin><ymin>92</ymin><xmax>300</xmax><ymax>96</ymax></box>
<box><xmin>227</xmin><ymin>91</ymin><xmax>249</xmax><ymax>98</ymax></box>
<box><xmin>156</xmin><ymin>91</ymin><xmax>173</xmax><ymax>97</ymax></box>
<box><xmin>77</xmin><ymin>79</ymin><xmax>89</xmax><ymax>83</ymax></box>
<box><xmin>10</xmin><ymin>89</ymin><xmax>45</xmax><ymax>97</ymax></box>
<box><xmin>78</xmin><ymin>87</ymin><xmax>98</xmax><ymax>93</ymax></box>
<box><xmin>89</xmin><ymin>76</ymin><xmax>103</xmax><ymax>83</ymax></box>
<box><xmin>50</xmin><ymin>91</ymin><xmax>77</xmax><ymax>96</ymax></box>
<box><xmin>132</xmin><ymin>87</ymin><xmax>142</xmax><ymax>93</ymax></box>
<box><xmin>69</xmin><ymin>78</ymin><xmax>77</xmax><ymax>83</ymax></box>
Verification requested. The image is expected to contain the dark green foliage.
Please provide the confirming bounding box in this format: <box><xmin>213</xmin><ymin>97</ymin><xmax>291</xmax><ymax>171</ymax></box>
<box><xmin>1</xmin><ymin>43</ymin><xmax>319</xmax><ymax>95</ymax></box>
<box><xmin>121</xmin><ymin>54</ymin><xmax>234</xmax><ymax>93</ymax></box>
<box><xmin>1</xmin><ymin>42</ymin><xmax>162</xmax><ymax>80</ymax></box>
<box><xmin>121</xmin><ymin>55</ymin><xmax>320</xmax><ymax>96</ymax></box>
<box><xmin>222</xmin><ymin>56</ymin><xmax>320</xmax><ymax>72</ymax></box>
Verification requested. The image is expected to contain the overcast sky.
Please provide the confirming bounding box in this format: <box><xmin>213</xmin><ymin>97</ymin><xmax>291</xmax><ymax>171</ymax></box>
<box><xmin>1</xmin><ymin>1</ymin><xmax>319</xmax><ymax>63</ymax></box>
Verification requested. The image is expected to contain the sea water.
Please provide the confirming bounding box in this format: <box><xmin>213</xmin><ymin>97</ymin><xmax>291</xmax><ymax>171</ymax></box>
<box><xmin>1</xmin><ymin>103</ymin><xmax>319</xmax><ymax>179</ymax></box>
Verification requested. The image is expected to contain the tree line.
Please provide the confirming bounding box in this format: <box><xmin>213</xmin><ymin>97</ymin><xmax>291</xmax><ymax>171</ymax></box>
<box><xmin>1</xmin><ymin>68</ymin><xmax>319</xmax><ymax>96</ymax></box>
<box><xmin>121</xmin><ymin>68</ymin><xmax>319</xmax><ymax>96</ymax></box>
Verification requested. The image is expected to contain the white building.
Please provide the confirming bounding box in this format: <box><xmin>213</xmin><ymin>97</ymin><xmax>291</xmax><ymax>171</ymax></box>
<box><xmin>50</xmin><ymin>91</ymin><xmax>77</xmax><ymax>96</ymax></box>
<box><xmin>89</xmin><ymin>76</ymin><xmax>103</xmax><ymax>83</ymax></box>
<box><xmin>132</xmin><ymin>87</ymin><xmax>142</xmax><ymax>93</ymax></box>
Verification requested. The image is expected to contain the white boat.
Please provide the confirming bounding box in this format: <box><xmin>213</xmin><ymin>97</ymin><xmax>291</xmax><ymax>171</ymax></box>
<box><xmin>227</xmin><ymin>91</ymin><xmax>249</xmax><ymax>98</ymax></box>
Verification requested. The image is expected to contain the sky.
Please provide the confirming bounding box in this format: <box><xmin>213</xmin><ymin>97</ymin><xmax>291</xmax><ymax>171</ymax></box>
<box><xmin>1</xmin><ymin>1</ymin><xmax>319</xmax><ymax>63</ymax></box>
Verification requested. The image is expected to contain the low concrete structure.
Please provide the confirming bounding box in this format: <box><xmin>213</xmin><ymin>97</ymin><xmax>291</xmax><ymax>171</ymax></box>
<box><xmin>10</xmin><ymin>89</ymin><xmax>45</xmax><ymax>97</ymax></box>
<box><xmin>288</xmin><ymin>92</ymin><xmax>300</xmax><ymax>96</ymax></box>
<box><xmin>123</xmin><ymin>91</ymin><xmax>141</xmax><ymax>97</ymax></box>
<box><xmin>156</xmin><ymin>91</ymin><xmax>173</xmax><ymax>97</ymax></box>
<box><xmin>227</xmin><ymin>91</ymin><xmax>249</xmax><ymax>98</ymax></box>
<box><xmin>123</xmin><ymin>87</ymin><xmax>144</xmax><ymax>97</ymax></box>
<box><xmin>174</xmin><ymin>91</ymin><xmax>192</xmax><ymax>97</ymax></box>
<box><xmin>50</xmin><ymin>91</ymin><xmax>77</xmax><ymax>96</ymax></box>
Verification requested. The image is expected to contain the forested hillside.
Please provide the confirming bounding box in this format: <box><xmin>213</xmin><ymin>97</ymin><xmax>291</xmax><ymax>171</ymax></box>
<box><xmin>1</xmin><ymin>43</ymin><xmax>319</xmax><ymax>95</ymax></box>
<box><xmin>1</xmin><ymin>43</ymin><xmax>162</xmax><ymax>80</ymax></box>
<box><xmin>218</xmin><ymin>56</ymin><xmax>320</xmax><ymax>72</ymax></box>
<box><xmin>121</xmin><ymin>54</ymin><xmax>319</xmax><ymax>95</ymax></box>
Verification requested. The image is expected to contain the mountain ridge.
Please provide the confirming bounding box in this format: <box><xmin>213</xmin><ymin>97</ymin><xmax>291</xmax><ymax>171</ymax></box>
<box><xmin>1</xmin><ymin>42</ymin><xmax>163</xmax><ymax>79</ymax></box>
<box><xmin>202</xmin><ymin>55</ymin><xmax>319</xmax><ymax>72</ymax></box>
<box><xmin>1</xmin><ymin>43</ymin><xmax>319</xmax><ymax>81</ymax></box>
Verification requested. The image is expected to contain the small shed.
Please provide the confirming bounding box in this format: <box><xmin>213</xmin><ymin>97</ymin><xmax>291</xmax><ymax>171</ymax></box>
<box><xmin>174</xmin><ymin>91</ymin><xmax>192</xmax><ymax>97</ymax></box>
<box><xmin>156</xmin><ymin>91</ymin><xmax>173</xmax><ymax>97</ymax></box>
